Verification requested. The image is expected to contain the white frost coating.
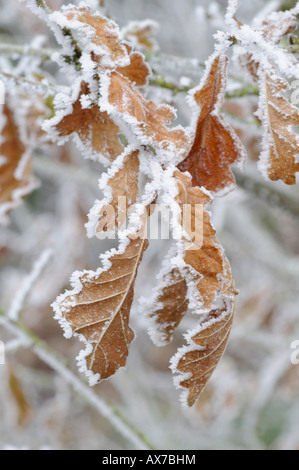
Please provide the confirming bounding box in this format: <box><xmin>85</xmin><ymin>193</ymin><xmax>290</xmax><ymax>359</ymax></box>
<box><xmin>170</xmin><ymin>296</ymin><xmax>235</xmax><ymax>407</ymax></box>
<box><xmin>7</xmin><ymin>249</ymin><xmax>53</xmax><ymax>321</ymax></box>
<box><xmin>183</xmin><ymin>51</ymin><xmax>247</xmax><ymax>194</ymax></box>
<box><xmin>0</xmin><ymin>100</ymin><xmax>39</xmax><ymax>225</ymax></box>
<box><xmin>225</xmin><ymin>0</ymin><xmax>240</xmax><ymax>27</ymax></box>
<box><xmin>49</xmin><ymin>3</ymin><xmax>131</xmax><ymax>69</ymax></box>
<box><xmin>85</xmin><ymin>144</ymin><xmax>139</xmax><ymax>238</ymax></box>
<box><xmin>98</xmin><ymin>69</ymin><xmax>190</xmax><ymax>163</ymax></box>
<box><xmin>224</xmin><ymin>3</ymin><xmax>299</xmax><ymax>80</ymax></box>
<box><xmin>256</xmin><ymin>67</ymin><xmax>299</xmax><ymax>183</ymax></box>
<box><xmin>122</xmin><ymin>19</ymin><xmax>160</xmax><ymax>53</ymax></box>
<box><xmin>52</xmin><ymin>165</ymin><xmax>156</xmax><ymax>385</ymax></box>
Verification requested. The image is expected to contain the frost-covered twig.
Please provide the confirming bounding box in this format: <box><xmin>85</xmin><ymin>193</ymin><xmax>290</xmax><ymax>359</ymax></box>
<box><xmin>7</xmin><ymin>249</ymin><xmax>53</xmax><ymax>321</ymax></box>
<box><xmin>149</xmin><ymin>74</ymin><xmax>259</xmax><ymax>98</ymax></box>
<box><xmin>0</xmin><ymin>43</ymin><xmax>55</xmax><ymax>60</ymax></box>
<box><xmin>0</xmin><ymin>309</ymin><xmax>154</xmax><ymax>450</ymax></box>
<box><xmin>0</xmin><ymin>70</ymin><xmax>58</xmax><ymax>94</ymax></box>
<box><xmin>234</xmin><ymin>169</ymin><xmax>299</xmax><ymax>219</ymax></box>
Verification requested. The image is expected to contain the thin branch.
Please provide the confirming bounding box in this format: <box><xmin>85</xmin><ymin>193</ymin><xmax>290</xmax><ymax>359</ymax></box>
<box><xmin>0</xmin><ymin>70</ymin><xmax>58</xmax><ymax>94</ymax></box>
<box><xmin>149</xmin><ymin>74</ymin><xmax>259</xmax><ymax>98</ymax></box>
<box><xmin>234</xmin><ymin>169</ymin><xmax>299</xmax><ymax>219</ymax></box>
<box><xmin>0</xmin><ymin>44</ymin><xmax>55</xmax><ymax>60</ymax></box>
<box><xmin>0</xmin><ymin>309</ymin><xmax>154</xmax><ymax>450</ymax></box>
<box><xmin>7</xmin><ymin>249</ymin><xmax>53</xmax><ymax>321</ymax></box>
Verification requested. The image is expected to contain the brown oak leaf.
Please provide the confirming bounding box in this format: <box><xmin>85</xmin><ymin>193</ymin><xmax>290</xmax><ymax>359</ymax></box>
<box><xmin>103</xmin><ymin>70</ymin><xmax>189</xmax><ymax>156</ymax></box>
<box><xmin>53</xmin><ymin>212</ymin><xmax>149</xmax><ymax>383</ymax></box>
<box><xmin>148</xmin><ymin>170</ymin><xmax>232</xmax><ymax>350</ymax></box>
<box><xmin>171</xmin><ymin>258</ymin><xmax>236</xmax><ymax>407</ymax></box>
<box><xmin>258</xmin><ymin>72</ymin><xmax>299</xmax><ymax>185</ymax></box>
<box><xmin>178</xmin><ymin>54</ymin><xmax>246</xmax><ymax>194</ymax></box>
<box><xmin>0</xmin><ymin>104</ymin><xmax>37</xmax><ymax>224</ymax></box>
<box><xmin>55</xmin><ymin>82</ymin><xmax>124</xmax><ymax>162</ymax></box>
<box><xmin>63</xmin><ymin>6</ymin><xmax>130</xmax><ymax>67</ymax></box>
<box><xmin>95</xmin><ymin>149</ymin><xmax>140</xmax><ymax>235</ymax></box>
<box><xmin>175</xmin><ymin>170</ymin><xmax>224</xmax><ymax>309</ymax></box>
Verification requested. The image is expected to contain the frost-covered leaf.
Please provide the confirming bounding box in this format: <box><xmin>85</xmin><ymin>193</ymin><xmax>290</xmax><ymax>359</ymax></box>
<box><xmin>86</xmin><ymin>148</ymin><xmax>140</xmax><ymax>237</ymax></box>
<box><xmin>101</xmin><ymin>70</ymin><xmax>189</xmax><ymax>158</ymax></box>
<box><xmin>146</xmin><ymin>171</ymin><xmax>236</xmax><ymax>405</ymax></box>
<box><xmin>171</xmin><ymin>258</ymin><xmax>236</xmax><ymax>407</ymax></box>
<box><xmin>53</xmin><ymin>82</ymin><xmax>124</xmax><ymax>162</ymax></box>
<box><xmin>147</xmin><ymin>267</ymin><xmax>188</xmax><ymax>346</ymax></box>
<box><xmin>53</xmin><ymin>217</ymin><xmax>149</xmax><ymax>384</ymax></box>
<box><xmin>178</xmin><ymin>54</ymin><xmax>246</xmax><ymax>195</ymax></box>
<box><xmin>117</xmin><ymin>51</ymin><xmax>150</xmax><ymax>87</ymax></box>
<box><xmin>258</xmin><ymin>71</ymin><xmax>299</xmax><ymax>185</ymax></box>
<box><xmin>52</xmin><ymin>5</ymin><xmax>130</xmax><ymax>68</ymax></box>
<box><xmin>0</xmin><ymin>103</ymin><xmax>37</xmax><ymax>224</ymax></box>
<box><xmin>261</xmin><ymin>8</ymin><xmax>298</xmax><ymax>44</ymax></box>
<box><xmin>146</xmin><ymin>170</ymin><xmax>228</xmax><ymax>347</ymax></box>
<box><xmin>123</xmin><ymin>20</ymin><xmax>159</xmax><ymax>52</ymax></box>
<box><xmin>175</xmin><ymin>170</ymin><xmax>225</xmax><ymax>309</ymax></box>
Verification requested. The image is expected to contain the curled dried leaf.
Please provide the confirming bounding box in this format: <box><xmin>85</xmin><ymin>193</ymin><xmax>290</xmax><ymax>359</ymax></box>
<box><xmin>0</xmin><ymin>104</ymin><xmax>37</xmax><ymax>224</ymax></box>
<box><xmin>103</xmin><ymin>70</ymin><xmax>189</xmax><ymax>157</ymax></box>
<box><xmin>53</xmin><ymin>213</ymin><xmax>149</xmax><ymax>384</ymax></box>
<box><xmin>54</xmin><ymin>82</ymin><xmax>124</xmax><ymax>162</ymax></box>
<box><xmin>175</xmin><ymin>170</ymin><xmax>224</xmax><ymax>309</ymax></box>
<box><xmin>95</xmin><ymin>149</ymin><xmax>140</xmax><ymax>235</ymax></box>
<box><xmin>171</xmin><ymin>258</ymin><xmax>236</xmax><ymax>407</ymax></box>
<box><xmin>59</xmin><ymin>5</ymin><xmax>130</xmax><ymax>67</ymax></box>
<box><xmin>178</xmin><ymin>54</ymin><xmax>246</xmax><ymax>194</ymax></box>
<box><xmin>147</xmin><ymin>268</ymin><xmax>188</xmax><ymax>346</ymax></box>
<box><xmin>258</xmin><ymin>72</ymin><xmax>299</xmax><ymax>185</ymax></box>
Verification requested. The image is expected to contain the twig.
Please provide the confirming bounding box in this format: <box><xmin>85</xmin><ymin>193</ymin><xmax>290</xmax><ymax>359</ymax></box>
<box><xmin>149</xmin><ymin>74</ymin><xmax>259</xmax><ymax>99</ymax></box>
<box><xmin>0</xmin><ymin>309</ymin><xmax>154</xmax><ymax>450</ymax></box>
<box><xmin>7</xmin><ymin>249</ymin><xmax>53</xmax><ymax>321</ymax></box>
<box><xmin>234</xmin><ymin>169</ymin><xmax>299</xmax><ymax>219</ymax></box>
<box><xmin>0</xmin><ymin>70</ymin><xmax>58</xmax><ymax>94</ymax></box>
<box><xmin>0</xmin><ymin>44</ymin><xmax>55</xmax><ymax>60</ymax></box>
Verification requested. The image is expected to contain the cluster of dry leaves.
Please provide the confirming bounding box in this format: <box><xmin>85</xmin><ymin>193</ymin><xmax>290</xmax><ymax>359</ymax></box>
<box><xmin>1</xmin><ymin>1</ymin><xmax>299</xmax><ymax>407</ymax></box>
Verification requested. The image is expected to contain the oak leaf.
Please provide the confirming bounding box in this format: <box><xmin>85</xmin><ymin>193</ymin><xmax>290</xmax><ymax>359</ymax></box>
<box><xmin>178</xmin><ymin>54</ymin><xmax>246</xmax><ymax>194</ymax></box>
<box><xmin>175</xmin><ymin>170</ymin><xmax>224</xmax><ymax>309</ymax></box>
<box><xmin>171</xmin><ymin>259</ymin><xmax>236</xmax><ymax>407</ymax></box>
<box><xmin>238</xmin><ymin>8</ymin><xmax>299</xmax><ymax>184</ymax></box>
<box><xmin>258</xmin><ymin>72</ymin><xmax>299</xmax><ymax>185</ymax></box>
<box><xmin>123</xmin><ymin>20</ymin><xmax>159</xmax><ymax>53</ymax></box>
<box><xmin>147</xmin><ymin>267</ymin><xmax>189</xmax><ymax>346</ymax></box>
<box><xmin>117</xmin><ymin>51</ymin><xmax>150</xmax><ymax>87</ymax></box>
<box><xmin>61</xmin><ymin>6</ymin><xmax>130</xmax><ymax>68</ymax></box>
<box><xmin>147</xmin><ymin>170</ymin><xmax>228</xmax><ymax>346</ymax></box>
<box><xmin>53</xmin><ymin>214</ymin><xmax>149</xmax><ymax>384</ymax></box>
<box><xmin>0</xmin><ymin>104</ymin><xmax>37</xmax><ymax>224</ymax></box>
<box><xmin>147</xmin><ymin>171</ymin><xmax>236</xmax><ymax>405</ymax></box>
<box><xmin>102</xmin><ymin>70</ymin><xmax>189</xmax><ymax>157</ymax></box>
<box><xmin>93</xmin><ymin>149</ymin><xmax>140</xmax><ymax>236</ymax></box>
<box><xmin>54</xmin><ymin>82</ymin><xmax>124</xmax><ymax>162</ymax></box>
